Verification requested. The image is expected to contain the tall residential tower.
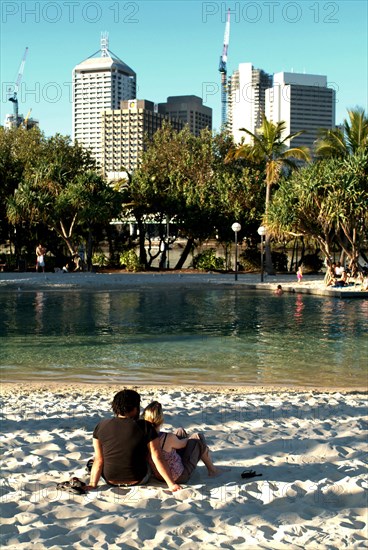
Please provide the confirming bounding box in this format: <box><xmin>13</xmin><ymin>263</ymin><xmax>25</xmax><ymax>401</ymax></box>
<box><xmin>266</xmin><ymin>72</ymin><xmax>335</xmax><ymax>150</ymax></box>
<box><xmin>228</xmin><ymin>63</ymin><xmax>272</xmax><ymax>144</ymax></box>
<box><xmin>72</xmin><ymin>34</ymin><xmax>136</xmax><ymax>166</ymax></box>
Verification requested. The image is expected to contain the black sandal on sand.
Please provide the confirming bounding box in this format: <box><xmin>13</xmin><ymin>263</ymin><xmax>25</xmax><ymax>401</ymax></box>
<box><xmin>57</xmin><ymin>477</ymin><xmax>87</xmax><ymax>495</ymax></box>
<box><xmin>86</xmin><ymin>459</ymin><xmax>94</xmax><ymax>473</ymax></box>
<box><xmin>241</xmin><ymin>470</ymin><xmax>262</xmax><ymax>479</ymax></box>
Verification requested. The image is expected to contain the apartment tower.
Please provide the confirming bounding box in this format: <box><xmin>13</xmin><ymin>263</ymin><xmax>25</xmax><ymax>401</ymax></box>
<box><xmin>101</xmin><ymin>100</ymin><xmax>183</xmax><ymax>177</ymax></box>
<box><xmin>72</xmin><ymin>34</ymin><xmax>136</xmax><ymax>166</ymax></box>
<box><xmin>266</xmin><ymin>72</ymin><xmax>335</xmax><ymax>150</ymax></box>
<box><xmin>228</xmin><ymin>63</ymin><xmax>272</xmax><ymax>143</ymax></box>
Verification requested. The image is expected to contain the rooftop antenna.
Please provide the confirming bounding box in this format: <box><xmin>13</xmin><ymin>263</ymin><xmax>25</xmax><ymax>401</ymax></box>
<box><xmin>101</xmin><ymin>32</ymin><xmax>109</xmax><ymax>57</ymax></box>
<box><xmin>218</xmin><ymin>9</ymin><xmax>230</xmax><ymax>128</ymax></box>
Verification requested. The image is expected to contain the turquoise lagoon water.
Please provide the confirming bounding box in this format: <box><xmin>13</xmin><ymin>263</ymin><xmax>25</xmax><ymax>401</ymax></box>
<box><xmin>0</xmin><ymin>287</ymin><xmax>367</xmax><ymax>388</ymax></box>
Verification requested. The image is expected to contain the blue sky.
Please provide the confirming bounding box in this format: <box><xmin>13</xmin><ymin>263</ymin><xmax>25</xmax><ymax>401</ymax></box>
<box><xmin>1</xmin><ymin>0</ymin><xmax>367</xmax><ymax>136</ymax></box>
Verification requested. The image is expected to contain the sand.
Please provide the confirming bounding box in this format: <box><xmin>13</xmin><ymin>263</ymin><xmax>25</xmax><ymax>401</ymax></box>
<box><xmin>1</xmin><ymin>383</ymin><xmax>367</xmax><ymax>549</ymax></box>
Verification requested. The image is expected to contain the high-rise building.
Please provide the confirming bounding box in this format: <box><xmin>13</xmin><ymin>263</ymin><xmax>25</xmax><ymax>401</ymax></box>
<box><xmin>265</xmin><ymin>72</ymin><xmax>335</xmax><ymax>151</ymax></box>
<box><xmin>101</xmin><ymin>100</ymin><xmax>183</xmax><ymax>177</ymax></box>
<box><xmin>228</xmin><ymin>63</ymin><xmax>272</xmax><ymax>144</ymax></box>
<box><xmin>159</xmin><ymin>96</ymin><xmax>212</xmax><ymax>136</ymax></box>
<box><xmin>72</xmin><ymin>34</ymin><xmax>136</xmax><ymax>166</ymax></box>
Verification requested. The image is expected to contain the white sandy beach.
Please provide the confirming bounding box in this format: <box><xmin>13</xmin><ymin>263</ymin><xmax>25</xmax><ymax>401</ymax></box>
<box><xmin>1</xmin><ymin>383</ymin><xmax>367</xmax><ymax>549</ymax></box>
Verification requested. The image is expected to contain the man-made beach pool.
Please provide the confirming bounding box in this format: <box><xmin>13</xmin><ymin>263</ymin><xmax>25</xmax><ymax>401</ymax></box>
<box><xmin>1</xmin><ymin>287</ymin><xmax>367</xmax><ymax>389</ymax></box>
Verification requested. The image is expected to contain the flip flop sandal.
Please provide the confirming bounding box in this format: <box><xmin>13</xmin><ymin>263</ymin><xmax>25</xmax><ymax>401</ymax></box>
<box><xmin>57</xmin><ymin>477</ymin><xmax>87</xmax><ymax>495</ymax></box>
<box><xmin>241</xmin><ymin>470</ymin><xmax>262</xmax><ymax>479</ymax></box>
<box><xmin>86</xmin><ymin>459</ymin><xmax>94</xmax><ymax>473</ymax></box>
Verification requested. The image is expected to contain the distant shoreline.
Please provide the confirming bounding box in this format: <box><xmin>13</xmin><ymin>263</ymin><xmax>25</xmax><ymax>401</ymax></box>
<box><xmin>2</xmin><ymin>381</ymin><xmax>366</xmax><ymax>395</ymax></box>
<box><xmin>0</xmin><ymin>270</ymin><xmax>366</xmax><ymax>298</ymax></box>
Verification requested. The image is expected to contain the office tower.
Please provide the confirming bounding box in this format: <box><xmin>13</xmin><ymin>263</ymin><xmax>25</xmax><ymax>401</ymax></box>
<box><xmin>101</xmin><ymin>100</ymin><xmax>183</xmax><ymax>177</ymax></box>
<box><xmin>265</xmin><ymin>72</ymin><xmax>335</xmax><ymax>150</ymax></box>
<box><xmin>72</xmin><ymin>34</ymin><xmax>136</xmax><ymax>166</ymax></box>
<box><xmin>158</xmin><ymin>96</ymin><xmax>212</xmax><ymax>136</ymax></box>
<box><xmin>228</xmin><ymin>63</ymin><xmax>272</xmax><ymax>144</ymax></box>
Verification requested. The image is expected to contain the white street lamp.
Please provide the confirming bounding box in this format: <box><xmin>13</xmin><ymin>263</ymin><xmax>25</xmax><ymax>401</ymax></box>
<box><xmin>257</xmin><ymin>225</ymin><xmax>266</xmax><ymax>282</ymax></box>
<box><xmin>231</xmin><ymin>222</ymin><xmax>241</xmax><ymax>281</ymax></box>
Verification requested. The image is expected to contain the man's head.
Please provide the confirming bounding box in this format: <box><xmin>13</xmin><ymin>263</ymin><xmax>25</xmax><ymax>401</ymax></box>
<box><xmin>112</xmin><ymin>389</ymin><xmax>141</xmax><ymax>419</ymax></box>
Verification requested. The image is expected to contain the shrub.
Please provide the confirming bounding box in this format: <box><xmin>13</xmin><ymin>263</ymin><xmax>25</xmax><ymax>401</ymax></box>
<box><xmin>119</xmin><ymin>249</ymin><xmax>142</xmax><ymax>272</ymax></box>
<box><xmin>92</xmin><ymin>252</ymin><xmax>108</xmax><ymax>267</ymax></box>
<box><xmin>271</xmin><ymin>251</ymin><xmax>288</xmax><ymax>272</ymax></box>
<box><xmin>193</xmin><ymin>249</ymin><xmax>225</xmax><ymax>271</ymax></box>
<box><xmin>239</xmin><ymin>249</ymin><xmax>259</xmax><ymax>272</ymax></box>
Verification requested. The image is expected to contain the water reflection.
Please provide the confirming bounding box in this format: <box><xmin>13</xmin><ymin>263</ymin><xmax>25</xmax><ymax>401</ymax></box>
<box><xmin>0</xmin><ymin>288</ymin><xmax>367</xmax><ymax>388</ymax></box>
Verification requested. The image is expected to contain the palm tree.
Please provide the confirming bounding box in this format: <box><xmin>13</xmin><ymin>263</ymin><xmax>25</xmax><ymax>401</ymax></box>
<box><xmin>226</xmin><ymin>116</ymin><xmax>311</xmax><ymax>272</ymax></box>
<box><xmin>315</xmin><ymin>107</ymin><xmax>368</xmax><ymax>158</ymax></box>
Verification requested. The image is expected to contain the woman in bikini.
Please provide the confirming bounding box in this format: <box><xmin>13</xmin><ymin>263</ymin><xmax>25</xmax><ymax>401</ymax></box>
<box><xmin>143</xmin><ymin>401</ymin><xmax>226</xmax><ymax>483</ymax></box>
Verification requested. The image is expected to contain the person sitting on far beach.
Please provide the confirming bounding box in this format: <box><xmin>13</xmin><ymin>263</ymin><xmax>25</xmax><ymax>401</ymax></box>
<box><xmin>143</xmin><ymin>401</ymin><xmax>225</xmax><ymax>483</ymax></box>
<box><xmin>275</xmin><ymin>285</ymin><xmax>283</xmax><ymax>295</ymax></box>
<box><xmin>334</xmin><ymin>270</ymin><xmax>348</xmax><ymax>287</ymax></box>
<box><xmin>334</xmin><ymin>262</ymin><xmax>345</xmax><ymax>279</ymax></box>
<box><xmin>85</xmin><ymin>390</ymin><xmax>181</xmax><ymax>493</ymax></box>
<box><xmin>325</xmin><ymin>262</ymin><xmax>336</xmax><ymax>286</ymax></box>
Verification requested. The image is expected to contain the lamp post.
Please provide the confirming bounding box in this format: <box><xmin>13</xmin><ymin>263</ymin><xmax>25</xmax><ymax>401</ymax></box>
<box><xmin>257</xmin><ymin>225</ymin><xmax>266</xmax><ymax>282</ymax></box>
<box><xmin>231</xmin><ymin>222</ymin><xmax>241</xmax><ymax>281</ymax></box>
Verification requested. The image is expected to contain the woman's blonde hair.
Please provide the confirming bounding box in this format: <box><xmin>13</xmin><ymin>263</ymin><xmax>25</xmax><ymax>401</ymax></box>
<box><xmin>143</xmin><ymin>401</ymin><xmax>164</xmax><ymax>428</ymax></box>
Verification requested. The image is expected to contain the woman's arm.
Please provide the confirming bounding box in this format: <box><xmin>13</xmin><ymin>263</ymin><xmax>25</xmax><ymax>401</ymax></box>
<box><xmin>85</xmin><ymin>437</ymin><xmax>103</xmax><ymax>490</ymax></box>
<box><xmin>149</xmin><ymin>438</ymin><xmax>182</xmax><ymax>492</ymax></box>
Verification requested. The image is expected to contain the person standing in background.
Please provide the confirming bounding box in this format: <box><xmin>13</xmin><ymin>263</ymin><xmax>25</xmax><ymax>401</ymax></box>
<box><xmin>35</xmin><ymin>244</ymin><xmax>46</xmax><ymax>272</ymax></box>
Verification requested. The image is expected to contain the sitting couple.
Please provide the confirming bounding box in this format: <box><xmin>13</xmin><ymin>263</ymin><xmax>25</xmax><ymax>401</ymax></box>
<box><xmin>86</xmin><ymin>389</ymin><xmax>224</xmax><ymax>493</ymax></box>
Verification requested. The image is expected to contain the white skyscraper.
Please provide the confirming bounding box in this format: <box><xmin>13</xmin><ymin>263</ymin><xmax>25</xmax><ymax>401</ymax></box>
<box><xmin>228</xmin><ymin>62</ymin><xmax>272</xmax><ymax>144</ymax></box>
<box><xmin>265</xmin><ymin>72</ymin><xmax>335</xmax><ymax>150</ymax></box>
<box><xmin>72</xmin><ymin>34</ymin><xmax>136</xmax><ymax>166</ymax></box>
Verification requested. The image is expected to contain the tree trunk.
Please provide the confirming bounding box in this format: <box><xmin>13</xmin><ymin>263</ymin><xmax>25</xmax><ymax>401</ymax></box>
<box><xmin>137</xmin><ymin>218</ymin><xmax>147</xmax><ymax>268</ymax></box>
<box><xmin>174</xmin><ymin>237</ymin><xmax>194</xmax><ymax>270</ymax></box>
<box><xmin>86</xmin><ymin>229</ymin><xmax>93</xmax><ymax>271</ymax></box>
<box><xmin>264</xmin><ymin>235</ymin><xmax>274</xmax><ymax>275</ymax></box>
<box><xmin>264</xmin><ymin>183</ymin><xmax>275</xmax><ymax>275</ymax></box>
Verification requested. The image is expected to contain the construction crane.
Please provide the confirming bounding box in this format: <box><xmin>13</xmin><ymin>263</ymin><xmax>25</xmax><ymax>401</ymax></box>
<box><xmin>9</xmin><ymin>47</ymin><xmax>28</xmax><ymax>127</ymax></box>
<box><xmin>218</xmin><ymin>10</ymin><xmax>230</xmax><ymax>128</ymax></box>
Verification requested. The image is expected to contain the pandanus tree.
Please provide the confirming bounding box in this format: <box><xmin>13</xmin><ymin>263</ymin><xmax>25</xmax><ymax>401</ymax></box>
<box><xmin>267</xmin><ymin>150</ymin><xmax>368</xmax><ymax>272</ymax></box>
<box><xmin>315</xmin><ymin>107</ymin><xmax>368</xmax><ymax>158</ymax></box>
<box><xmin>225</xmin><ymin>116</ymin><xmax>311</xmax><ymax>272</ymax></box>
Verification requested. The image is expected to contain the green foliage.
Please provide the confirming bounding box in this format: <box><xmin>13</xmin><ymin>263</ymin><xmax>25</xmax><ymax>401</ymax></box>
<box><xmin>92</xmin><ymin>252</ymin><xmax>108</xmax><ymax>267</ymax></box>
<box><xmin>193</xmin><ymin>249</ymin><xmax>225</xmax><ymax>271</ymax></box>
<box><xmin>239</xmin><ymin>249</ymin><xmax>260</xmax><ymax>272</ymax></box>
<box><xmin>267</xmin><ymin>150</ymin><xmax>368</xmax><ymax>267</ymax></box>
<box><xmin>315</xmin><ymin>107</ymin><xmax>368</xmax><ymax>158</ymax></box>
<box><xmin>119</xmin><ymin>249</ymin><xmax>142</xmax><ymax>272</ymax></box>
<box><xmin>271</xmin><ymin>251</ymin><xmax>288</xmax><ymax>272</ymax></box>
<box><xmin>5</xmin><ymin>133</ymin><xmax>122</xmax><ymax>258</ymax></box>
